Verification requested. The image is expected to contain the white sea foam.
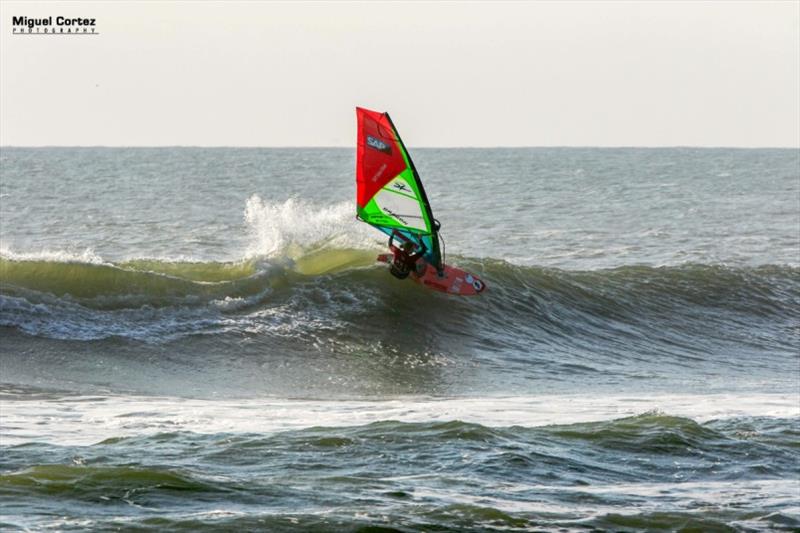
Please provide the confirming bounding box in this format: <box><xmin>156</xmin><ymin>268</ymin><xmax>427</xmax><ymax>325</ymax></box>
<box><xmin>1</xmin><ymin>392</ymin><xmax>796</xmax><ymax>446</ymax></box>
<box><xmin>243</xmin><ymin>195</ymin><xmax>378</xmax><ymax>259</ymax></box>
<box><xmin>0</xmin><ymin>245</ymin><xmax>108</xmax><ymax>265</ymax></box>
<box><xmin>412</xmin><ymin>479</ymin><xmax>800</xmax><ymax>518</ymax></box>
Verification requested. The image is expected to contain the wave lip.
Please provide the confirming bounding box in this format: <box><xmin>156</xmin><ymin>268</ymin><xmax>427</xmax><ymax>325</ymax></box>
<box><xmin>0</xmin><ymin>256</ymin><xmax>268</xmax><ymax>307</ymax></box>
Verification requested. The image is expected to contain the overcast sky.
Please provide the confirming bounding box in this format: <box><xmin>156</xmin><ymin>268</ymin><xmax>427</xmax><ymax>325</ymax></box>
<box><xmin>1</xmin><ymin>1</ymin><xmax>798</xmax><ymax>147</ymax></box>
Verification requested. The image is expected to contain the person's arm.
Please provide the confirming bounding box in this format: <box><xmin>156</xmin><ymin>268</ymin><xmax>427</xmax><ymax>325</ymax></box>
<box><xmin>409</xmin><ymin>240</ymin><xmax>428</xmax><ymax>260</ymax></box>
<box><xmin>388</xmin><ymin>231</ymin><xmax>403</xmax><ymax>254</ymax></box>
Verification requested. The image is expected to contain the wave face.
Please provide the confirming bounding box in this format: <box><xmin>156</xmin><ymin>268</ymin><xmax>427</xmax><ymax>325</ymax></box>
<box><xmin>2</xmin><ymin>250</ymin><xmax>798</xmax><ymax>399</ymax></box>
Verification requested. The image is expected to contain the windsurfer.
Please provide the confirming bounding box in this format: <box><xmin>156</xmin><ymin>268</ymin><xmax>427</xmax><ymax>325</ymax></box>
<box><xmin>388</xmin><ymin>231</ymin><xmax>427</xmax><ymax>280</ymax></box>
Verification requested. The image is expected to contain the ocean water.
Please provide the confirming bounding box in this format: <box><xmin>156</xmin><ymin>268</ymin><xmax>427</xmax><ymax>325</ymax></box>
<box><xmin>0</xmin><ymin>146</ymin><xmax>798</xmax><ymax>531</ymax></box>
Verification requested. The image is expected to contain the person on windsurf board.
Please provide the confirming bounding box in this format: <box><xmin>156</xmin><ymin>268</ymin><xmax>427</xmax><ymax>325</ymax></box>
<box><xmin>388</xmin><ymin>230</ymin><xmax>428</xmax><ymax>279</ymax></box>
<box><xmin>355</xmin><ymin>107</ymin><xmax>486</xmax><ymax>295</ymax></box>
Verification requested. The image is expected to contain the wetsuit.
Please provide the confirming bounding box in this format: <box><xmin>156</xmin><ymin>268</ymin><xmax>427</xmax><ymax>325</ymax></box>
<box><xmin>388</xmin><ymin>232</ymin><xmax>427</xmax><ymax>280</ymax></box>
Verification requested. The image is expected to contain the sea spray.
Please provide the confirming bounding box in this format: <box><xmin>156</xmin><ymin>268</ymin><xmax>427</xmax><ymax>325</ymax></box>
<box><xmin>243</xmin><ymin>195</ymin><xmax>377</xmax><ymax>259</ymax></box>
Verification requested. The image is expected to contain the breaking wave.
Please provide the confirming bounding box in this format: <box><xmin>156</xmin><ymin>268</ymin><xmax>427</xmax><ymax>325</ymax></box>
<box><xmin>1</xmin><ymin>248</ymin><xmax>797</xmax><ymax>351</ymax></box>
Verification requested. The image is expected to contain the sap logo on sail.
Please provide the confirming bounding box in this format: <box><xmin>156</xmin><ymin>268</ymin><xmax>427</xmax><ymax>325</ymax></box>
<box><xmin>366</xmin><ymin>135</ymin><xmax>391</xmax><ymax>154</ymax></box>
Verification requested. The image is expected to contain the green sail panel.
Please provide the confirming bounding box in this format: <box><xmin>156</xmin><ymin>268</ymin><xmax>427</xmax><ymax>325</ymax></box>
<box><xmin>358</xmin><ymin>169</ymin><xmax>431</xmax><ymax>233</ymax></box>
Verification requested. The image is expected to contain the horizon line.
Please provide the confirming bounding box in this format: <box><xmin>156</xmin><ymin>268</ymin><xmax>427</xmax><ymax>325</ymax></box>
<box><xmin>2</xmin><ymin>144</ymin><xmax>798</xmax><ymax>150</ymax></box>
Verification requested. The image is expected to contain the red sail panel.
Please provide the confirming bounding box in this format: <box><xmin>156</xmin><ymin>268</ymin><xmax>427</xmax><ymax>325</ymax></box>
<box><xmin>356</xmin><ymin>107</ymin><xmax>408</xmax><ymax>208</ymax></box>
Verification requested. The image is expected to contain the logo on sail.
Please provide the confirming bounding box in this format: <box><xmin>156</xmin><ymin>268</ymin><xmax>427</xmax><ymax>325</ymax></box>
<box><xmin>366</xmin><ymin>135</ymin><xmax>392</xmax><ymax>154</ymax></box>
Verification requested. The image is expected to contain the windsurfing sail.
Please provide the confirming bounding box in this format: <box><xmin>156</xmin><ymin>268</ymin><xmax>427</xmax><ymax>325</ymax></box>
<box><xmin>355</xmin><ymin>107</ymin><xmax>442</xmax><ymax>269</ymax></box>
